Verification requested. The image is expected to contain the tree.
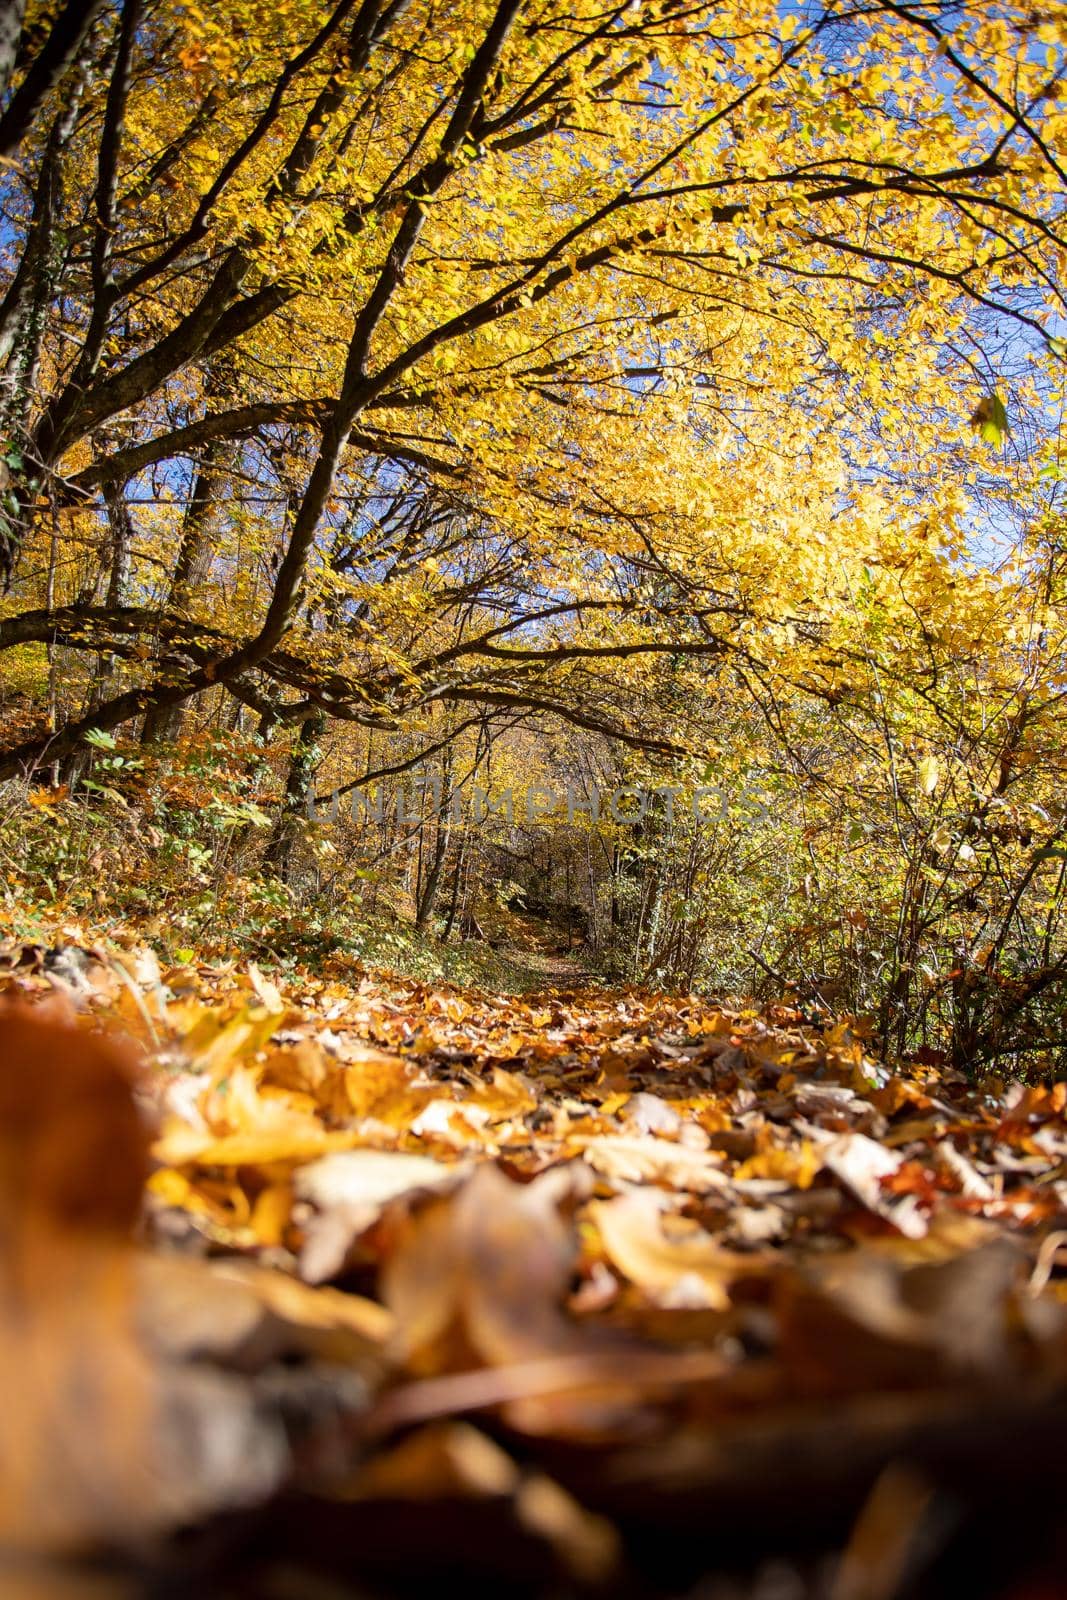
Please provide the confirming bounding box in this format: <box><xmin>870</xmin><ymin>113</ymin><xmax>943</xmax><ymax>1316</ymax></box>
<box><xmin>0</xmin><ymin>0</ymin><xmax>1062</xmax><ymax>782</ymax></box>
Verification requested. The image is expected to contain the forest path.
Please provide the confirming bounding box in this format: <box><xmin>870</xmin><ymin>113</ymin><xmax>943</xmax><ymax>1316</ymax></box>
<box><xmin>488</xmin><ymin>941</ymin><xmax>599</xmax><ymax>987</ymax></box>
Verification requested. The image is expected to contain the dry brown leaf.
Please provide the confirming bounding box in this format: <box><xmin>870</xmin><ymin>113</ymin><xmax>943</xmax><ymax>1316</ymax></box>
<box><xmin>620</xmin><ymin>1092</ymin><xmax>683</xmax><ymax>1136</ymax></box>
<box><xmin>815</xmin><ymin>1129</ymin><xmax>929</xmax><ymax>1238</ymax></box>
<box><xmin>572</xmin><ymin>1132</ymin><xmax>730</xmax><ymax>1191</ymax></box>
<box><xmin>174</xmin><ymin>1002</ymin><xmax>288</xmax><ymax>1077</ymax></box>
<box><xmin>410</xmin><ymin>1097</ymin><xmax>492</xmax><ymax>1143</ymax></box>
<box><xmin>589</xmin><ymin>1187</ymin><xmax>757</xmax><ymax>1310</ymax></box>
<box><xmin>380</xmin><ymin>1164</ymin><xmax>652</xmax><ymax>1434</ymax></box>
<box><xmin>936</xmin><ymin>1139</ymin><xmax>996</xmax><ymax>1201</ymax></box>
<box><xmin>246</xmin><ymin>961</ymin><xmax>285</xmax><ymax>1012</ymax></box>
<box><xmin>135</xmin><ymin>1251</ymin><xmax>393</xmax><ymax>1358</ymax></box>
<box><xmin>778</xmin><ymin>1233</ymin><xmax>1038</xmax><ymax>1396</ymax></box>
<box><xmin>382</xmin><ymin>1164</ymin><xmax>581</xmax><ymax>1373</ymax></box>
<box><xmin>295</xmin><ymin>1148</ymin><xmax>462</xmax><ymax>1282</ymax></box>
<box><xmin>347</xmin><ymin>1419</ymin><xmax>518</xmax><ymax>1500</ymax></box>
<box><xmin>0</xmin><ymin>1005</ymin><xmax>288</xmax><ymax>1552</ymax></box>
<box><xmin>344</xmin><ymin>1421</ymin><xmax>620</xmax><ymax>1582</ymax></box>
<box><xmin>0</xmin><ymin>997</ymin><xmax>147</xmax><ymax>1233</ymax></box>
<box><xmin>0</xmin><ymin>1253</ymin><xmax>281</xmax><ymax>1548</ymax></box>
<box><xmin>296</xmin><ymin>1148</ymin><xmax>459</xmax><ymax>1213</ymax></box>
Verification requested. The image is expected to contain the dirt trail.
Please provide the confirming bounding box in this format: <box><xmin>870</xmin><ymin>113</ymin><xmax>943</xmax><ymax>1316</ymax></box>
<box><xmin>491</xmin><ymin>943</ymin><xmax>599</xmax><ymax>985</ymax></box>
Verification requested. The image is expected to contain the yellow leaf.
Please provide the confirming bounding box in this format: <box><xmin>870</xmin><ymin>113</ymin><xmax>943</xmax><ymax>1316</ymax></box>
<box><xmin>735</xmin><ymin>1139</ymin><xmax>819</xmax><ymax>1188</ymax></box>
<box><xmin>918</xmin><ymin>755</ymin><xmax>940</xmax><ymax>795</ymax></box>
<box><xmin>153</xmin><ymin>1127</ymin><xmax>364</xmax><ymax>1168</ymax></box>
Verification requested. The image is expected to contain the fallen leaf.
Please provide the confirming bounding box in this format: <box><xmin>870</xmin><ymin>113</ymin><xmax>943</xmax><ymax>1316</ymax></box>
<box><xmin>735</xmin><ymin>1139</ymin><xmax>819</xmax><ymax>1188</ymax></box>
<box><xmin>0</xmin><ymin>1004</ymin><xmax>288</xmax><ymax>1552</ymax></box>
<box><xmin>572</xmin><ymin>1133</ymin><xmax>730</xmax><ymax>1191</ymax></box>
<box><xmin>589</xmin><ymin>1188</ymin><xmax>756</xmax><ymax>1310</ymax></box>
<box><xmin>295</xmin><ymin>1148</ymin><xmax>462</xmax><ymax>1282</ymax></box>
<box><xmin>380</xmin><ymin>1164</ymin><xmax>650</xmax><ymax>1434</ymax></box>
<box><xmin>816</xmin><ymin>1130</ymin><xmax>929</xmax><ymax>1238</ymax></box>
<box><xmin>0</xmin><ymin>997</ymin><xmax>147</xmax><ymax>1234</ymax></box>
<box><xmin>296</xmin><ymin>1148</ymin><xmax>459</xmax><ymax>1213</ymax></box>
<box><xmin>343</xmin><ymin>1421</ymin><xmax>620</xmax><ymax>1582</ymax></box>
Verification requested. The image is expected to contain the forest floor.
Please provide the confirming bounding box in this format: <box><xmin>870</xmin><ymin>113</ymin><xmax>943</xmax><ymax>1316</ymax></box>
<box><xmin>1</xmin><ymin>927</ymin><xmax>1066</xmax><ymax>1598</ymax></box>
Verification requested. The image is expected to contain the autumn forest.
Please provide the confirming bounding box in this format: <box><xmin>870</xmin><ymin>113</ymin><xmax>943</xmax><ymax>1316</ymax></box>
<box><xmin>0</xmin><ymin>0</ymin><xmax>1066</xmax><ymax>1593</ymax></box>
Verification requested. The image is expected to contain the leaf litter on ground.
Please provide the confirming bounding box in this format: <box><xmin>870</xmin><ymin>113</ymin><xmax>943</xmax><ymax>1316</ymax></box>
<box><xmin>1</xmin><ymin>934</ymin><xmax>1067</xmax><ymax>1596</ymax></box>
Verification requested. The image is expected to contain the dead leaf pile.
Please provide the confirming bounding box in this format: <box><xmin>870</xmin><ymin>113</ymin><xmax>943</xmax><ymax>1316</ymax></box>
<box><xmin>1</xmin><ymin>942</ymin><xmax>1066</xmax><ymax>1596</ymax></box>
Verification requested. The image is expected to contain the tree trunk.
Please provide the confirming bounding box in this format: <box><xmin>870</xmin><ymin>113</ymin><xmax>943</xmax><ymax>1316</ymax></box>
<box><xmin>441</xmin><ymin>829</ymin><xmax>468</xmax><ymax>942</ymax></box>
<box><xmin>262</xmin><ymin>712</ymin><xmax>324</xmax><ymax>882</ymax></box>
<box><xmin>60</xmin><ymin>473</ymin><xmax>133</xmax><ymax>784</ymax></box>
<box><xmin>415</xmin><ymin>766</ymin><xmax>453</xmax><ymax>932</ymax></box>
<box><xmin>141</xmin><ymin>435</ymin><xmax>231</xmax><ymax>745</ymax></box>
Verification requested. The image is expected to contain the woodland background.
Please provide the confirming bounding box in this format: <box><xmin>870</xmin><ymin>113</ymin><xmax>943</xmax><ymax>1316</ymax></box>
<box><xmin>0</xmin><ymin>0</ymin><xmax>1064</xmax><ymax>1067</ymax></box>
